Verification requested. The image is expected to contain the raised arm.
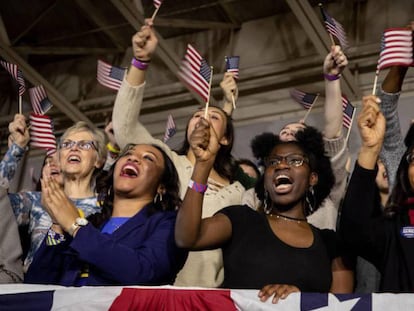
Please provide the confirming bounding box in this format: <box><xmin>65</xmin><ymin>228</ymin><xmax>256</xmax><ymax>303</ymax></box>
<box><xmin>378</xmin><ymin>65</ymin><xmax>408</xmax><ymax>190</ymax></box>
<box><xmin>378</xmin><ymin>21</ymin><xmax>413</xmax><ymax>190</ymax></box>
<box><xmin>0</xmin><ymin>114</ymin><xmax>29</xmax><ymax>188</ymax></box>
<box><xmin>339</xmin><ymin>95</ymin><xmax>387</xmax><ymax>263</ymax></box>
<box><xmin>175</xmin><ymin>118</ymin><xmax>232</xmax><ymax>249</ymax></box>
<box><xmin>307</xmin><ymin>46</ymin><xmax>349</xmax><ymax>229</ymax></box>
<box><xmin>112</xmin><ymin>20</ymin><xmax>163</xmax><ymax>151</ymax></box>
<box><xmin>323</xmin><ymin>45</ymin><xmax>348</xmax><ymax>139</ymax></box>
<box><xmin>357</xmin><ymin>95</ymin><xmax>385</xmax><ymax>170</ymax></box>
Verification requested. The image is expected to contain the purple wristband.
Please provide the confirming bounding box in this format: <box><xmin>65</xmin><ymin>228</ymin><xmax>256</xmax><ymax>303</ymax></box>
<box><xmin>188</xmin><ymin>179</ymin><xmax>208</xmax><ymax>194</ymax></box>
<box><xmin>324</xmin><ymin>73</ymin><xmax>341</xmax><ymax>81</ymax></box>
<box><xmin>131</xmin><ymin>57</ymin><xmax>150</xmax><ymax>71</ymax></box>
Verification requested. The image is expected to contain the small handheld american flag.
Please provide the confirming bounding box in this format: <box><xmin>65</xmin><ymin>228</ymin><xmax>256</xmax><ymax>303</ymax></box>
<box><xmin>97</xmin><ymin>60</ymin><xmax>126</xmax><ymax>91</ymax></box>
<box><xmin>163</xmin><ymin>114</ymin><xmax>177</xmax><ymax>143</ymax></box>
<box><xmin>29</xmin><ymin>113</ymin><xmax>57</xmax><ymax>153</ymax></box>
<box><xmin>225</xmin><ymin>56</ymin><xmax>240</xmax><ymax>79</ymax></box>
<box><xmin>0</xmin><ymin>60</ymin><xmax>26</xmax><ymax>96</ymax></box>
<box><xmin>377</xmin><ymin>28</ymin><xmax>413</xmax><ymax>70</ymax></box>
<box><xmin>319</xmin><ymin>5</ymin><xmax>349</xmax><ymax>50</ymax></box>
<box><xmin>29</xmin><ymin>85</ymin><xmax>53</xmax><ymax>115</ymax></box>
<box><xmin>178</xmin><ymin>44</ymin><xmax>212</xmax><ymax>103</ymax></box>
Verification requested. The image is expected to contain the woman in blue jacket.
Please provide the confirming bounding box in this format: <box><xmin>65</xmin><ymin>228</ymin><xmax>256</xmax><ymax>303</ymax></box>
<box><xmin>25</xmin><ymin>143</ymin><xmax>187</xmax><ymax>286</ymax></box>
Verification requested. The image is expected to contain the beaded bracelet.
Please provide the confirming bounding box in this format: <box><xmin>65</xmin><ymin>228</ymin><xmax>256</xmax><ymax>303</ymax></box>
<box><xmin>324</xmin><ymin>73</ymin><xmax>341</xmax><ymax>81</ymax></box>
<box><xmin>131</xmin><ymin>57</ymin><xmax>150</xmax><ymax>71</ymax></box>
<box><xmin>188</xmin><ymin>179</ymin><xmax>208</xmax><ymax>194</ymax></box>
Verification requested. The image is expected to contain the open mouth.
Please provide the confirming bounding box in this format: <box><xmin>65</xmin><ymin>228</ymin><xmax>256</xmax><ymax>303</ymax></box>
<box><xmin>68</xmin><ymin>155</ymin><xmax>81</xmax><ymax>163</ymax></box>
<box><xmin>50</xmin><ymin>169</ymin><xmax>60</xmax><ymax>176</ymax></box>
<box><xmin>274</xmin><ymin>174</ymin><xmax>293</xmax><ymax>192</ymax></box>
<box><xmin>121</xmin><ymin>164</ymin><xmax>139</xmax><ymax>177</ymax></box>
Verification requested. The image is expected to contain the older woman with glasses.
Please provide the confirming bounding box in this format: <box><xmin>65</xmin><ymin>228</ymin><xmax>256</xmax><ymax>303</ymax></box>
<box><xmin>1</xmin><ymin>115</ymin><xmax>106</xmax><ymax>272</ymax></box>
<box><xmin>175</xmin><ymin>118</ymin><xmax>353</xmax><ymax>303</ymax></box>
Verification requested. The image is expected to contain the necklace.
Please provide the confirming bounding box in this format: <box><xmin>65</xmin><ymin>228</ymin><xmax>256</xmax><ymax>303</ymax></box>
<box><xmin>268</xmin><ymin>212</ymin><xmax>307</xmax><ymax>224</ymax></box>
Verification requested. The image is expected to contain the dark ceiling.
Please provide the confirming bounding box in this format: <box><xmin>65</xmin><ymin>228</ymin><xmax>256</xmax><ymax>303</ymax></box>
<box><xmin>0</xmin><ymin>0</ymin><xmax>408</xmax><ymax>157</ymax></box>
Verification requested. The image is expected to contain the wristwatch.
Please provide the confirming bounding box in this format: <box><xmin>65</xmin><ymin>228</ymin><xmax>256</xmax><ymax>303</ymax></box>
<box><xmin>68</xmin><ymin>217</ymin><xmax>88</xmax><ymax>236</ymax></box>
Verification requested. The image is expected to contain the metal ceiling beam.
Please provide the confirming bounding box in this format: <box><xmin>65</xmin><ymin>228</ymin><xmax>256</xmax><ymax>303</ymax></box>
<box><xmin>110</xmin><ymin>0</ymin><xmax>205</xmax><ymax>105</ymax></box>
<box><xmin>74</xmin><ymin>0</ymin><xmax>126</xmax><ymax>50</ymax></box>
<box><xmin>0</xmin><ymin>13</ymin><xmax>10</xmax><ymax>45</ymax></box>
<box><xmin>285</xmin><ymin>0</ymin><xmax>360</xmax><ymax>99</ymax></box>
<box><xmin>217</xmin><ymin>0</ymin><xmax>241</xmax><ymax>26</ymax></box>
<box><xmin>14</xmin><ymin>46</ymin><xmax>123</xmax><ymax>55</ymax></box>
<box><xmin>0</xmin><ymin>44</ymin><xmax>93</xmax><ymax>126</ymax></box>
<box><xmin>155</xmin><ymin>17</ymin><xmax>238</xmax><ymax>30</ymax></box>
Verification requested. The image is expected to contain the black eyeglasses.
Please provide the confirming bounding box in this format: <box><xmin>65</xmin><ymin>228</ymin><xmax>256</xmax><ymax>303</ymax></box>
<box><xmin>406</xmin><ymin>153</ymin><xmax>414</xmax><ymax>165</ymax></box>
<box><xmin>265</xmin><ymin>154</ymin><xmax>309</xmax><ymax>168</ymax></box>
<box><xmin>60</xmin><ymin>140</ymin><xmax>97</xmax><ymax>151</ymax></box>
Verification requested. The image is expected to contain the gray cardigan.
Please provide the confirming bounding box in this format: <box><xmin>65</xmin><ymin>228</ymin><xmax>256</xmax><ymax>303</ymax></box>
<box><xmin>379</xmin><ymin>90</ymin><xmax>405</xmax><ymax>191</ymax></box>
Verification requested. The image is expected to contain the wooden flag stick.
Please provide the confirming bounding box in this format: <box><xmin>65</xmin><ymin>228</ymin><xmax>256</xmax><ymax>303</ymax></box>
<box><xmin>204</xmin><ymin>66</ymin><xmax>214</xmax><ymax>119</ymax></box>
<box><xmin>231</xmin><ymin>93</ymin><xmax>236</xmax><ymax>109</ymax></box>
<box><xmin>328</xmin><ymin>33</ymin><xmax>336</xmax><ymax>47</ymax></box>
<box><xmin>372</xmin><ymin>70</ymin><xmax>379</xmax><ymax>95</ymax></box>
<box><xmin>18</xmin><ymin>95</ymin><xmax>22</xmax><ymax>114</ymax></box>
<box><xmin>345</xmin><ymin>109</ymin><xmax>356</xmax><ymax>145</ymax></box>
<box><xmin>302</xmin><ymin>94</ymin><xmax>319</xmax><ymax>123</ymax></box>
<box><xmin>151</xmin><ymin>5</ymin><xmax>161</xmax><ymax>22</ymax></box>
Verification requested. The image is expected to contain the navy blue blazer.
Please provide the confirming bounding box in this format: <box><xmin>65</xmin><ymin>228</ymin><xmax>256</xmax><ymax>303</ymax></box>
<box><xmin>25</xmin><ymin>204</ymin><xmax>187</xmax><ymax>286</ymax></box>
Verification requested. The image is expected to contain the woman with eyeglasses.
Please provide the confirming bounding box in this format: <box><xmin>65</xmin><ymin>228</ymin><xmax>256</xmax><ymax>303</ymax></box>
<box><xmin>175</xmin><ymin>118</ymin><xmax>353</xmax><ymax>302</ymax></box>
<box><xmin>1</xmin><ymin>116</ymin><xmax>106</xmax><ymax>272</ymax></box>
<box><xmin>243</xmin><ymin>45</ymin><xmax>349</xmax><ymax>232</ymax></box>
<box><xmin>340</xmin><ymin>95</ymin><xmax>414</xmax><ymax>292</ymax></box>
<box><xmin>25</xmin><ymin>143</ymin><xmax>187</xmax><ymax>286</ymax></box>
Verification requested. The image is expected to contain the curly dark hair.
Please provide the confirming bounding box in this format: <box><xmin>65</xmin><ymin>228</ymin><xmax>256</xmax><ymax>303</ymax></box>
<box><xmin>252</xmin><ymin>126</ymin><xmax>335</xmax><ymax>215</ymax></box>
<box><xmin>89</xmin><ymin>144</ymin><xmax>182</xmax><ymax>228</ymax></box>
<box><xmin>384</xmin><ymin>144</ymin><xmax>414</xmax><ymax>218</ymax></box>
<box><xmin>175</xmin><ymin>105</ymin><xmax>238</xmax><ymax>182</ymax></box>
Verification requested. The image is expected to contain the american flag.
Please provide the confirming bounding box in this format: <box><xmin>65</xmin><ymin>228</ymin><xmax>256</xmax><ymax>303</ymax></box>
<box><xmin>377</xmin><ymin>28</ymin><xmax>413</xmax><ymax>70</ymax></box>
<box><xmin>163</xmin><ymin>114</ymin><xmax>177</xmax><ymax>143</ymax></box>
<box><xmin>342</xmin><ymin>95</ymin><xmax>355</xmax><ymax>129</ymax></box>
<box><xmin>320</xmin><ymin>6</ymin><xmax>349</xmax><ymax>50</ymax></box>
<box><xmin>225</xmin><ymin>56</ymin><xmax>240</xmax><ymax>79</ymax></box>
<box><xmin>0</xmin><ymin>60</ymin><xmax>26</xmax><ymax>96</ymax></box>
<box><xmin>290</xmin><ymin>89</ymin><xmax>318</xmax><ymax>110</ymax></box>
<box><xmin>178</xmin><ymin>44</ymin><xmax>212</xmax><ymax>102</ymax></box>
<box><xmin>97</xmin><ymin>60</ymin><xmax>126</xmax><ymax>91</ymax></box>
<box><xmin>153</xmin><ymin>0</ymin><xmax>162</xmax><ymax>9</ymax></box>
<box><xmin>29</xmin><ymin>85</ymin><xmax>53</xmax><ymax>115</ymax></box>
<box><xmin>29</xmin><ymin>113</ymin><xmax>57</xmax><ymax>152</ymax></box>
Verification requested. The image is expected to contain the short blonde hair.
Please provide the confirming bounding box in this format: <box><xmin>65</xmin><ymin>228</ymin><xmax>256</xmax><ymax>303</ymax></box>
<box><xmin>60</xmin><ymin>121</ymin><xmax>107</xmax><ymax>167</ymax></box>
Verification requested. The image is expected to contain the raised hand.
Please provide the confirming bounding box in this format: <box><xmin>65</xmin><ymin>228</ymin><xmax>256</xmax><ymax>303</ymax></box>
<box><xmin>258</xmin><ymin>283</ymin><xmax>300</xmax><ymax>304</ymax></box>
<box><xmin>221</xmin><ymin>72</ymin><xmax>238</xmax><ymax>102</ymax></box>
<box><xmin>132</xmin><ymin>19</ymin><xmax>158</xmax><ymax>62</ymax></box>
<box><xmin>323</xmin><ymin>45</ymin><xmax>348</xmax><ymax>77</ymax></box>
<box><xmin>189</xmin><ymin>117</ymin><xmax>220</xmax><ymax>165</ymax></box>
<box><xmin>358</xmin><ymin>95</ymin><xmax>386</xmax><ymax>150</ymax></box>
<box><xmin>8</xmin><ymin>114</ymin><xmax>29</xmax><ymax>148</ymax></box>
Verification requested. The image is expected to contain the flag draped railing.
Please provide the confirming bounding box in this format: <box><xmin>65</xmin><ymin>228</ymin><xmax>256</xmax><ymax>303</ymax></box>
<box><xmin>1</xmin><ymin>284</ymin><xmax>414</xmax><ymax>310</ymax></box>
